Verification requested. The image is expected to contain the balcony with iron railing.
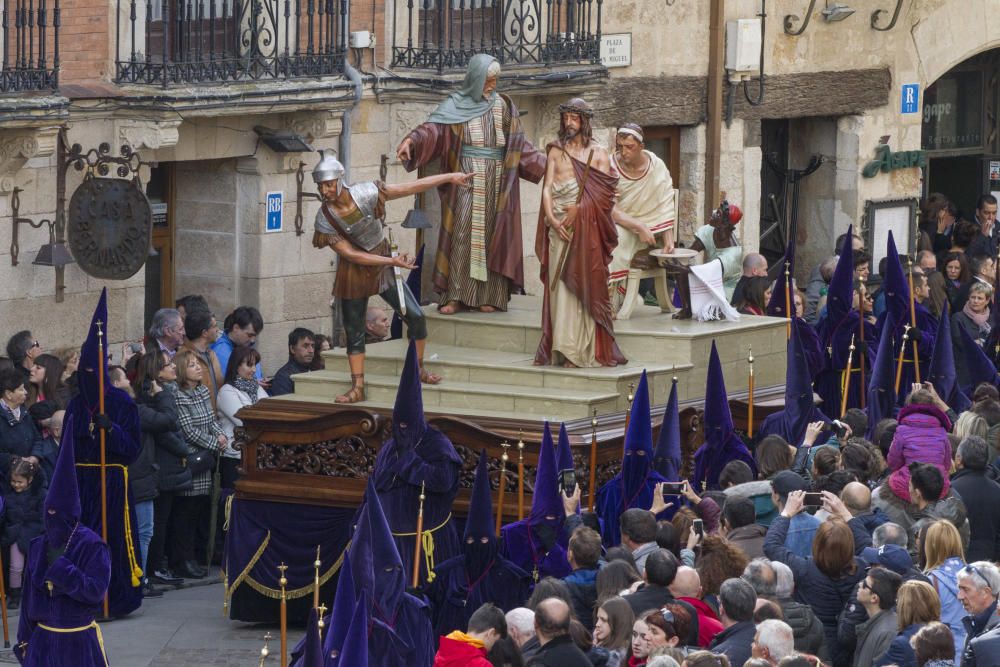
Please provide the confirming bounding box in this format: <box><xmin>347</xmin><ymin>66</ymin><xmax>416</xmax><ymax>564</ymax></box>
<box><xmin>391</xmin><ymin>0</ymin><xmax>603</xmax><ymax>72</ymax></box>
<box><xmin>1</xmin><ymin>0</ymin><xmax>60</xmax><ymax>92</ymax></box>
<box><xmin>115</xmin><ymin>0</ymin><xmax>347</xmax><ymax>86</ymax></box>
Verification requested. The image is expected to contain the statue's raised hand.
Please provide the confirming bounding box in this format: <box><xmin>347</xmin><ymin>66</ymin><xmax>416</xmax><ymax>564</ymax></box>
<box><xmin>396</xmin><ymin>137</ymin><xmax>414</xmax><ymax>163</ymax></box>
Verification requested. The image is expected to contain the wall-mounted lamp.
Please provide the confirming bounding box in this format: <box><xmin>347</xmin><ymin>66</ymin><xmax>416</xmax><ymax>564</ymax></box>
<box><xmin>784</xmin><ymin>0</ymin><xmax>854</xmax><ymax>35</ymax></box>
<box><xmin>822</xmin><ymin>3</ymin><xmax>854</xmax><ymax>22</ymax></box>
<box><xmin>10</xmin><ymin>187</ymin><xmax>73</xmax><ymax>302</ymax></box>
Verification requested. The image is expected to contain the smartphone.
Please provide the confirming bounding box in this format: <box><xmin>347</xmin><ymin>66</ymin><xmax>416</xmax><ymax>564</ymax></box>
<box><xmin>559</xmin><ymin>469</ymin><xmax>576</xmax><ymax>494</ymax></box>
<box><xmin>832</xmin><ymin>420</ymin><xmax>848</xmax><ymax>439</ymax></box>
<box><xmin>803</xmin><ymin>492</ymin><xmax>824</xmax><ymax>506</ymax></box>
<box><xmin>661</xmin><ymin>482</ymin><xmax>685</xmax><ymax>496</ymax></box>
<box><xmin>692</xmin><ymin>518</ymin><xmax>704</xmax><ymax>537</ymax></box>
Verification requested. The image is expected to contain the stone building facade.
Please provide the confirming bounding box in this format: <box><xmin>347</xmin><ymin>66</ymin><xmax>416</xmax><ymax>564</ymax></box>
<box><xmin>0</xmin><ymin>0</ymin><xmax>986</xmax><ymax>371</ymax></box>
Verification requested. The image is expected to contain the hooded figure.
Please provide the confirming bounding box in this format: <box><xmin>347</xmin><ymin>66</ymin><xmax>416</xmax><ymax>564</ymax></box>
<box><xmin>596</xmin><ymin>371</ymin><xmax>670</xmax><ymax>545</ymax></box>
<box><xmin>956</xmin><ymin>323</ymin><xmax>1000</xmax><ymax>396</ymax></box>
<box><xmin>691</xmin><ymin>342</ymin><xmax>756</xmax><ymax>490</ymax></box>
<box><xmin>653</xmin><ymin>377</ymin><xmax>683</xmax><ymax>481</ymax></box>
<box><xmin>399</xmin><ymin>53</ymin><xmax>546</xmax><ymax>311</ymax></box>
<box><xmin>874</xmin><ymin>232</ymin><xmax>937</xmax><ymax>403</ymax></box>
<box><xmin>766</xmin><ymin>245</ymin><xmax>824</xmax><ymax>380</ymax></box>
<box><xmin>427</xmin><ymin>450</ymin><xmax>530</xmax><ymax>638</ymax></box>
<box><xmin>866</xmin><ymin>311</ymin><xmax>898</xmax><ymax>440</ymax></box>
<box><xmin>62</xmin><ymin>288</ymin><xmax>142</xmax><ymax>618</ymax></box>
<box><xmin>815</xmin><ymin>225</ymin><xmax>878</xmax><ymax>413</ymax></box>
<box><xmin>15</xmin><ymin>414</ymin><xmax>112</xmax><ymax>666</ymax></box>
<box><xmin>299</xmin><ymin>608</ymin><xmax>324</xmax><ymax>667</ymax></box>
<box><xmin>927</xmin><ymin>303</ymin><xmax>972</xmax><ymax>413</ymax></box>
<box><xmin>500</xmin><ymin>423</ymin><xmax>571</xmax><ymax>582</ymax></box>
<box><xmin>336</xmin><ymin>596</ymin><xmax>370</xmax><ymax>666</ymax></box>
<box><xmin>350</xmin><ymin>481</ymin><xmax>435</xmax><ymax>667</ymax></box>
<box><xmin>370</xmin><ymin>339</ymin><xmax>462</xmax><ymax>587</ymax></box>
<box><xmin>757</xmin><ymin>318</ymin><xmax>830</xmax><ymax>444</ymax></box>
<box><xmin>289</xmin><ymin>539</ymin><xmax>358</xmax><ymax>667</ymax></box>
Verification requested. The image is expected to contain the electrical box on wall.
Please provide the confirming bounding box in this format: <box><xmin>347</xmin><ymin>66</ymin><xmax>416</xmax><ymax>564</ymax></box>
<box><xmin>726</xmin><ymin>19</ymin><xmax>761</xmax><ymax>75</ymax></box>
<box><xmin>350</xmin><ymin>31</ymin><xmax>373</xmax><ymax>48</ymax></box>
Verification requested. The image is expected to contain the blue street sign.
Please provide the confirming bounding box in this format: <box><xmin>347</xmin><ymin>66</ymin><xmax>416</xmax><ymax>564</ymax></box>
<box><xmin>901</xmin><ymin>84</ymin><xmax>920</xmax><ymax>114</ymax></box>
<box><xmin>265</xmin><ymin>191</ymin><xmax>283</xmax><ymax>232</ymax></box>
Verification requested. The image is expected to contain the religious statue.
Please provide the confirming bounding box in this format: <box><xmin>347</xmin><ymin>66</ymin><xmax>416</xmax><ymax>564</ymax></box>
<box><xmin>396</xmin><ymin>53</ymin><xmax>546</xmax><ymax>314</ymax></box>
<box><xmin>609</xmin><ymin>123</ymin><xmax>676</xmax><ymax>314</ymax></box>
<box><xmin>311</xmin><ymin>150</ymin><xmax>471</xmax><ymax>403</ymax></box>
<box><xmin>671</xmin><ymin>200</ymin><xmax>744</xmax><ymax>321</ymax></box>
<box><xmin>533</xmin><ymin>98</ymin><xmax>626</xmax><ymax>368</ymax></box>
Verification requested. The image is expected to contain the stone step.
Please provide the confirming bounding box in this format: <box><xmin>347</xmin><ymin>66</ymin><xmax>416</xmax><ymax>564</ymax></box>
<box><xmin>320</xmin><ymin>340</ymin><xmax>695</xmax><ymax>407</ymax></box>
<box><xmin>292</xmin><ymin>370</ymin><xmax>622</xmax><ymax>419</ymax></box>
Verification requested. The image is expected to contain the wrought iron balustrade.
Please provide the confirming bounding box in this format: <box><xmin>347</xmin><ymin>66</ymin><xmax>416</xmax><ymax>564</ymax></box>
<box><xmin>116</xmin><ymin>0</ymin><xmax>346</xmax><ymax>85</ymax></box>
<box><xmin>392</xmin><ymin>0</ymin><xmax>602</xmax><ymax>71</ymax></box>
<box><xmin>1</xmin><ymin>0</ymin><xmax>59</xmax><ymax>92</ymax></box>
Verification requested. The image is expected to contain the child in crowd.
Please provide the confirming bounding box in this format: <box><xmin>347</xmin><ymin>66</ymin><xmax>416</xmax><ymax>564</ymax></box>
<box><xmin>2</xmin><ymin>457</ymin><xmax>45</xmax><ymax>609</ymax></box>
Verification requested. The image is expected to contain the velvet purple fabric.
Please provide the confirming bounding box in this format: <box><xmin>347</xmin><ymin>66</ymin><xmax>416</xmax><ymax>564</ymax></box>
<box><xmin>866</xmin><ymin>311</ymin><xmax>898</xmax><ymax>440</ymax></box>
<box><xmin>927</xmin><ymin>303</ymin><xmax>971</xmax><ymax>413</ymax></box>
<box><xmin>653</xmin><ymin>378</ymin><xmax>682</xmax><ymax>481</ymax></box>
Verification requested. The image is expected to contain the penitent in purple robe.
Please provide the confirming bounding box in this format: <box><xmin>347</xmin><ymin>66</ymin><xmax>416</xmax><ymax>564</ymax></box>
<box><xmin>500</xmin><ymin>422</ymin><xmax>571</xmax><ymax>583</ymax></box>
<box><xmin>65</xmin><ymin>289</ymin><xmax>142</xmax><ymax>618</ymax></box>
<box><xmin>371</xmin><ymin>339</ymin><xmax>462</xmax><ymax>587</ymax></box>
<box><xmin>16</xmin><ymin>412</ymin><xmax>112</xmax><ymax>667</ymax></box>
<box><xmin>427</xmin><ymin>450</ymin><xmax>530</xmax><ymax>639</ymax></box>
<box><xmin>597</xmin><ymin>371</ymin><xmax>669</xmax><ymax>546</ymax></box>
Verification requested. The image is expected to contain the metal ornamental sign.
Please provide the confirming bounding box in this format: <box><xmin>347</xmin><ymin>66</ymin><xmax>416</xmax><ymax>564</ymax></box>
<box><xmin>67</xmin><ymin>176</ymin><xmax>152</xmax><ymax>280</ymax></box>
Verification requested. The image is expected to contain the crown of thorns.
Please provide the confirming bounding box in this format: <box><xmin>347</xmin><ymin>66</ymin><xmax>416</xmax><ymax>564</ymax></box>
<box><xmin>557</xmin><ymin>99</ymin><xmax>594</xmax><ymax>117</ymax></box>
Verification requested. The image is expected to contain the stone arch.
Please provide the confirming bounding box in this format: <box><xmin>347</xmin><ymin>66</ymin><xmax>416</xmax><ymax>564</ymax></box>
<box><xmin>913</xmin><ymin>1</ymin><xmax>1000</xmax><ymax>86</ymax></box>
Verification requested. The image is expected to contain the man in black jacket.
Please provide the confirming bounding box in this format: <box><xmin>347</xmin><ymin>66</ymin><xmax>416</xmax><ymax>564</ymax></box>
<box><xmin>951</xmin><ymin>436</ymin><xmax>1000</xmax><ymax>561</ymax></box>
<box><xmin>562</xmin><ymin>527</ymin><xmax>600</xmax><ymax>634</ymax></box>
<box><xmin>269</xmin><ymin>328</ymin><xmax>315</xmax><ymax>397</ymax></box>
<box><xmin>525</xmin><ymin>598</ymin><xmax>591</xmax><ymax>667</ymax></box>
<box><xmin>709</xmin><ymin>577</ymin><xmax>757</xmax><ymax>667</ymax></box>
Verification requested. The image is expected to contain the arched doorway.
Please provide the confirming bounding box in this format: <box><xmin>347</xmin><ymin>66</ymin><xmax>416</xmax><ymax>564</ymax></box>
<box><xmin>922</xmin><ymin>50</ymin><xmax>998</xmax><ymax>217</ymax></box>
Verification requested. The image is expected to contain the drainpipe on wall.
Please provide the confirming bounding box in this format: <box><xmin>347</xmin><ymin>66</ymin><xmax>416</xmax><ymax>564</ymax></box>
<box><xmin>705</xmin><ymin>0</ymin><xmax>725</xmax><ymax>218</ymax></box>
<box><xmin>339</xmin><ymin>2</ymin><xmax>364</xmax><ymax>183</ymax></box>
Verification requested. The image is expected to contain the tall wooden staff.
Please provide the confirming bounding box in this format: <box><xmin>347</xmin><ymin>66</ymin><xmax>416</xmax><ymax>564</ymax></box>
<box><xmin>0</xmin><ymin>546</ymin><xmax>8</xmax><ymax>646</ymax></box>
<box><xmin>496</xmin><ymin>442</ymin><xmax>510</xmax><ymax>534</ymax></box>
<box><xmin>894</xmin><ymin>324</ymin><xmax>911</xmax><ymax>394</ymax></box>
<box><xmin>841</xmin><ymin>334</ymin><xmax>856</xmax><ymax>417</ymax></box>
<box><xmin>312</xmin><ymin>545</ymin><xmax>321</xmax><ymax>609</ymax></box>
<box><xmin>906</xmin><ymin>254</ymin><xmax>921</xmax><ymax>384</ymax></box>
<box><xmin>277</xmin><ymin>563</ymin><xmax>288</xmax><ymax>666</ymax></box>
<box><xmin>624</xmin><ymin>382</ymin><xmax>635</xmax><ymax>430</ymax></box>
<box><xmin>96</xmin><ymin>319</ymin><xmax>109</xmax><ymax>620</ymax></box>
<box><xmin>858</xmin><ymin>306</ymin><xmax>867</xmax><ymax>410</ymax></box>
<box><xmin>747</xmin><ymin>347</ymin><xmax>755</xmax><ymax>438</ymax></box>
<box><xmin>588</xmin><ymin>409</ymin><xmax>598</xmax><ymax>512</ymax></box>
<box><xmin>784</xmin><ymin>261</ymin><xmax>792</xmax><ymax>339</ymax></box>
<box><xmin>550</xmin><ymin>149</ymin><xmax>595</xmax><ymax>291</ymax></box>
<box><xmin>411</xmin><ymin>481</ymin><xmax>426</xmax><ymax>588</ymax></box>
<box><xmin>516</xmin><ymin>432</ymin><xmax>525</xmax><ymax>521</ymax></box>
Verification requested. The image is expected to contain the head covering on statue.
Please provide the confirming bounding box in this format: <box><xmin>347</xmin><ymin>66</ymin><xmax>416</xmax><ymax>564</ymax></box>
<box><xmin>597</xmin><ymin>371</ymin><xmax>670</xmax><ymax>545</ymax></box>
<box><xmin>427</xmin><ymin>54</ymin><xmax>502</xmax><ymax>125</ymax></box>
<box><xmin>368</xmin><ymin>339</ymin><xmax>461</xmax><ymax>586</ymax></box>
<box><xmin>426</xmin><ymin>450</ymin><xmax>530</xmax><ymax>638</ymax></box>
<box><xmin>691</xmin><ymin>342</ymin><xmax>756</xmax><ymax>490</ymax></box>
<box><xmin>61</xmin><ymin>288</ymin><xmax>142</xmax><ymax>619</ymax></box>
<box><xmin>15</xmin><ymin>413</ymin><xmax>112</xmax><ymax>666</ymax></box>
<box><xmin>500</xmin><ymin>422</ymin><xmax>572</xmax><ymax>583</ymax></box>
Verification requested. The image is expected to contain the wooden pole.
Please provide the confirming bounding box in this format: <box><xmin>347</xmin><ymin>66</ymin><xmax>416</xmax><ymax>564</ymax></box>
<box><xmin>747</xmin><ymin>347</ymin><xmax>755</xmax><ymax>438</ymax></box>
<box><xmin>411</xmin><ymin>481</ymin><xmax>426</xmax><ymax>588</ymax></box>
<box><xmin>907</xmin><ymin>261</ymin><xmax>921</xmax><ymax>384</ymax></box>
<box><xmin>496</xmin><ymin>442</ymin><xmax>509</xmax><ymax>534</ymax></box>
<box><xmin>278</xmin><ymin>563</ymin><xmax>288</xmax><ymax>667</ymax></box>
<box><xmin>517</xmin><ymin>433</ymin><xmax>525</xmax><ymax>521</ymax></box>
<box><xmin>96</xmin><ymin>319</ymin><xmax>109</xmax><ymax>620</ymax></box>
<box><xmin>894</xmin><ymin>325</ymin><xmax>911</xmax><ymax>395</ymax></box>
<box><xmin>312</xmin><ymin>545</ymin><xmax>321</xmax><ymax>610</ymax></box>
<box><xmin>624</xmin><ymin>382</ymin><xmax>635</xmax><ymax>430</ymax></box>
<box><xmin>784</xmin><ymin>261</ymin><xmax>792</xmax><ymax>339</ymax></box>
<box><xmin>0</xmin><ymin>546</ymin><xmax>9</xmax><ymax>647</ymax></box>
<box><xmin>841</xmin><ymin>335</ymin><xmax>856</xmax><ymax>417</ymax></box>
<box><xmin>588</xmin><ymin>409</ymin><xmax>598</xmax><ymax>512</ymax></box>
<box><xmin>705</xmin><ymin>0</ymin><xmax>725</xmax><ymax>217</ymax></box>
<box><xmin>858</xmin><ymin>303</ymin><xmax>867</xmax><ymax>410</ymax></box>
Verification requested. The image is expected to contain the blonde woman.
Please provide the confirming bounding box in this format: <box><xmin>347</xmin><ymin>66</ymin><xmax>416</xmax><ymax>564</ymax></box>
<box><xmin>170</xmin><ymin>349</ymin><xmax>226</xmax><ymax>580</ymax></box>
<box><xmin>953</xmin><ymin>412</ymin><xmax>988</xmax><ymax>442</ymax></box>
<box><xmin>876</xmin><ymin>580</ymin><xmax>941</xmax><ymax>666</ymax></box>
<box><xmin>917</xmin><ymin>519</ymin><xmax>967</xmax><ymax>661</ymax></box>
<box><xmin>952</xmin><ymin>281</ymin><xmax>992</xmax><ymax>346</ymax></box>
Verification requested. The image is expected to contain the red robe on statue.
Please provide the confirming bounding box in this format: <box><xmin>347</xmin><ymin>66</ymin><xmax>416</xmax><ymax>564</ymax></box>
<box><xmin>534</xmin><ymin>144</ymin><xmax>627</xmax><ymax>367</ymax></box>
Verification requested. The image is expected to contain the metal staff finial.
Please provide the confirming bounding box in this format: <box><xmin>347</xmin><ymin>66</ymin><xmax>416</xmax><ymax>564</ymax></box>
<box><xmin>497</xmin><ymin>441</ymin><xmax>510</xmax><ymax>534</ymax></box>
<box><xmin>258</xmin><ymin>632</ymin><xmax>272</xmax><ymax>667</ymax></box>
<box><xmin>517</xmin><ymin>430</ymin><xmax>525</xmax><ymax>521</ymax></box>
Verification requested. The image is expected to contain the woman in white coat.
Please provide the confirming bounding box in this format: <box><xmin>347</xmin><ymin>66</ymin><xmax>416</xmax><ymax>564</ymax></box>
<box><xmin>217</xmin><ymin>346</ymin><xmax>268</xmax><ymax>489</ymax></box>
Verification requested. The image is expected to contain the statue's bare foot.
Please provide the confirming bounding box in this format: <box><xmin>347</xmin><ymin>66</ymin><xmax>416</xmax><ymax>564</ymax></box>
<box><xmin>672</xmin><ymin>308</ymin><xmax>692</xmax><ymax>320</ymax></box>
<box><xmin>420</xmin><ymin>367</ymin><xmax>442</xmax><ymax>385</ymax></box>
<box><xmin>438</xmin><ymin>301</ymin><xmax>462</xmax><ymax>315</ymax></box>
<box><xmin>562</xmin><ymin>361</ymin><xmax>578</xmax><ymax>368</ymax></box>
<box><xmin>478</xmin><ymin>305</ymin><xmax>497</xmax><ymax>313</ymax></box>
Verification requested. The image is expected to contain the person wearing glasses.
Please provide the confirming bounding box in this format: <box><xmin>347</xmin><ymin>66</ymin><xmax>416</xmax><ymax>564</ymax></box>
<box><xmin>5</xmin><ymin>331</ymin><xmax>42</xmax><ymax>384</ymax></box>
<box><xmin>958</xmin><ymin>560</ymin><xmax>1000</xmax><ymax>665</ymax></box>
<box><xmin>853</xmin><ymin>567</ymin><xmax>903</xmax><ymax>667</ymax></box>
<box><xmin>644</xmin><ymin>603</ymin><xmax>694</xmax><ymax>656</ymax></box>
<box><xmin>148</xmin><ymin>308</ymin><xmax>185</xmax><ymax>359</ymax></box>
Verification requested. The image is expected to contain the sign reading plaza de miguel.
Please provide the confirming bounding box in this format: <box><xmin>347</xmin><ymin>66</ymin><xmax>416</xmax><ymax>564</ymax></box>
<box><xmin>600</xmin><ymin>33</ymin><xmax>632</xmax><ymax>68</ymax></box>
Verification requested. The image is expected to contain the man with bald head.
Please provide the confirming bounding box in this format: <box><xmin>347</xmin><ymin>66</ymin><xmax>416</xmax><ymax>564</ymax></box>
<box><xmin>841</xmin><ymin>481</ymin><xmax>889</xmax><ymax>533</ymax></box>
<box><xmin>525</xmin><ymin>598</ymin><xmax>591</xmax><ymax>666</ymax></box>
<box><xmin>731</xmin><ymin>253</ymin><xmax>769</xmax><ymax>307</ymax></box>
<box><xmin>670</xmin><ymin>565</ymin><xmax>724</xmax><ymax>648</ymax></box>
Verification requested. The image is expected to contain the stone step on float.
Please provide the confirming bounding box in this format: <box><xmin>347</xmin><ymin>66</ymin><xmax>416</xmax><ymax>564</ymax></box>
<box><xmin>291</xmin><ymin>370</ymin><xmax>623</xmax><ymax>420</ymax></box>
<box><xmin>419</xmin><ymin>294</ymin><xmax>789</xmax><ymax>395</ymax></box>
<box><xmin>320</xmin><ymin>339</ymin><xmax>696</xmax><ymax>409</ymax></box>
